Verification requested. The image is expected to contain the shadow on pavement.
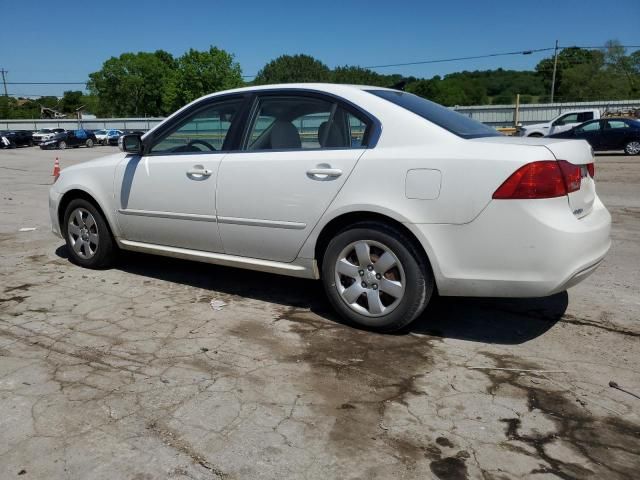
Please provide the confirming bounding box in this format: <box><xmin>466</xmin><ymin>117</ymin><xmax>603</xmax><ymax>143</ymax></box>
<box><xmin>56</xmin><ymin>246</ymin><xmax>567</xmax><ymax>345</ymax></box>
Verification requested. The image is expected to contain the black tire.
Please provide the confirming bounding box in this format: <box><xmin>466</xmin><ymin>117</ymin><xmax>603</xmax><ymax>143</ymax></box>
<box><xmin>321</xmin><ymin>221</ymin><xmax>434</xmax><ymax>332</ymax></box>
<box><xmin>62</xmin><ymin>198</ymin><xmax>116</xmax><ymax>269</ymax></box>
<box><xmin>528</xmin><ymin>132</ymin><xmax>544</xmax><ymax>138</ymax></box>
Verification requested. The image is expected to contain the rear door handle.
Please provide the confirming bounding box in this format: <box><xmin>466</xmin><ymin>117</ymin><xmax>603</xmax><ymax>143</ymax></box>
<box><xmin>187</xmin><ymin>167</ymin><xmax>213</xmax><ymax>177</ymax></box>
<box><xmin>307</xmin><ymin>168</ymin><xmax>343</xmax><ymax>178</ymax></box>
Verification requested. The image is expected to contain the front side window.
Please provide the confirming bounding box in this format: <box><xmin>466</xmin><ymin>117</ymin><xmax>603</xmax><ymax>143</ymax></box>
<box><xmin>367</xmin><ymin>89</ymin><xmax>499</xmax><ymax>139</ymax></box>
<box><xmin>245</xmin><ymin>95</ymin><xmax>370</xmax><ymax>151</ymax></box>
<box><xmin>576</xmin><ymin>121</ymin><xmax>600</xmax><ymax>132</ymax></box>
<box><xmin>150</xmin><ymin>98</ymin><xmax>244</xmax><ymax>154</ymax></box>
<box><xmin>555</xmin><ymin>113</ymin><xmax>578</xmax><ymax>126</ymax></box>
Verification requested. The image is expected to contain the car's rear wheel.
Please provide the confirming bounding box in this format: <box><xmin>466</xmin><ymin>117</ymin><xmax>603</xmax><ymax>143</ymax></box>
<box><xmin>63</xmin><ymin>199</ymin><xmax>116</xmax><ymax>268</ymax></box>
<box><xmin>86</xmin><ymin>139</ymin><xmax>94</xmax><ymax>148</ymax></box>
<box><xmin>624</xmin><ymin>141</ymin><xmax>640</xmax><ymax>155</ymax></box>
<box><xmin>321</xmin><ymin>222</ymin><xmax>433</xmax><ymax>332</ymax></box>
<box><xmin>59</xmin><ymin>141</ymin><xmax>67</xmax><ymax>150</ymax></box>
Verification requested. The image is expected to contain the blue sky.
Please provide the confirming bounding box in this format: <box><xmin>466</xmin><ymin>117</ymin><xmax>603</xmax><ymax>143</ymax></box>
<box><xmin>1</xmin><ymin>0</ymin><xmax>639</xmax><ymax>97</ymax></box>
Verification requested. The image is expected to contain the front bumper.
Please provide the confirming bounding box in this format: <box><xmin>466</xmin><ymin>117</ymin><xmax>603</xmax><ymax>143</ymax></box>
<box><xmin>413</xmin><ymin>196</ymin><xmax>611</xmax><ymax>297</ymax></box>
<box><xmin>49</xmin><ymin>188</ymin><xmax>63</xmax><ymax>238</ymax></box>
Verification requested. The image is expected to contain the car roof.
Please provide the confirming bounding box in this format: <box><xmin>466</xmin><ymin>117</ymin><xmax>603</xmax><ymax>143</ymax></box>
<box><xmin>194</xmin><ymin>83</ymin><xmax>397</xmax><ymax>102</ymax></box>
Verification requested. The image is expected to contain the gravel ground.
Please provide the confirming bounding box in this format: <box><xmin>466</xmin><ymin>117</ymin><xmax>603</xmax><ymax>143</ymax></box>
<box><xmin>1</xmin><ymin>146</ymin><xmax>639</xmax><ymax>480</ymax></box>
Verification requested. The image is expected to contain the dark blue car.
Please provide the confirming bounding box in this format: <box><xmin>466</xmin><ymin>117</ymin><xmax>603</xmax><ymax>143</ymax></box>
<box><xmin>549</xmin><ymin>118</ymin><xmax>640</xmax><ymax>155</ymax></box>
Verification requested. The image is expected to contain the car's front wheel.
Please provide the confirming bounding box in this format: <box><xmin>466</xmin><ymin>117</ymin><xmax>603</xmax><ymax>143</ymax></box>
<box><xmin>86</xmin><ymin>139</ymin><xmax>94</xmax><ymax>148</ymax></box>
<box><xmin>624</xmin><ymin>141</ymin><xmax>640</xmax><ymax>155</ymax></box>
<box><xmin>321</xmin><ymin>222</ymin><xmax>434</xmax><ymax>332</ymax></box>
<box><xmin>58</xmin><ymin>141</ymin><xmax>67</xmax><ymax>150</ymax></box>
<box><xmin>63</xmin><ymin>199</ymin><xmax>116</xmax><ymax>268</ymax></box>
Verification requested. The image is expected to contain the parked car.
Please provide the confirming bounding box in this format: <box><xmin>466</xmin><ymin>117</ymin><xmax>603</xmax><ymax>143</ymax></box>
<box><xmin>518</xmin><ymin>109</ymin><xmax>600</xmax><ymax>137</ymax></box>
<box><xmin>94</xmin><ymin>129</ymin><xmax>123</xmax><ymax>145</ymax></box>
<box><xmin>40</xmin><ymin>129</ymin><xmax>97</xmax><ymax>150</ymax></box>
<box><xmin>549</xmin><ymin>118</ymin><xmax>640</xmax><ymax>155</ymax></box>
<box><xmin>50</xmin><ymin>84</ymin><xmax>611</xmax><ymax>332</ymax></box>
<box><xmin>0</xmin><ymin>130</ymin><xmax>33</xmax><ymax>148</ymax></box>
<box><xmin>32</xmin><ymin>128</ymin><xmax>66</xmax><ymax>145</ymax></box>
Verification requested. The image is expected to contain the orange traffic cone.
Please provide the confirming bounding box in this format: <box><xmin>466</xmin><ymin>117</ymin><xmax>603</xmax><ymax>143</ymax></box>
<box><xmin>52</xmin><ymin>157</ymin><xmax>60</xmax><ymax>179</ymax></box>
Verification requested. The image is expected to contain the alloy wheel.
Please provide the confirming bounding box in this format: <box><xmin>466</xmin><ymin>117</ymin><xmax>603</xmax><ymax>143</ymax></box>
<box><xmin>334</xmin><ymin>240</ymin><xmax>405</xmax><ymax>317</ymax></box>
<box><xmin>626</xmin><ymin>141</ymin><xmax>640</xmax><ymax>155</ymax></box>
<box><xmin>67</xmin><ymin>208</ymin><xmax>99</xmax><ymax>259</ymax></box>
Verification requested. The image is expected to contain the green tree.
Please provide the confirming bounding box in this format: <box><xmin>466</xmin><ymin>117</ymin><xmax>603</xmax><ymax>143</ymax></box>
<box><xmin>165</xmin><ymin>47</ymin><xmax>244</xmax><ymax>111</ymax></box>
<box><xmin>254</xmin><ymin>54</ymin><xmax>331</xmax><ymax>84</ymax></box>
<box><xmin>88</xmin><ymin>50</ymin><xmax>176</xmax><ymax>117</ymax></box>
<box><xmin>59</xmin><ymin>90</ymin><xmax>84</xmax><ymax>113</ymax></box>
<box><xmin>331</xmin><ymin>66</ymin><xmax>396</xmax><ymax>86</ymax></box>
<box><xmin>603</xmin><ymin>40</ymin><xmax>639</xmax><ymax>96</ymax></box>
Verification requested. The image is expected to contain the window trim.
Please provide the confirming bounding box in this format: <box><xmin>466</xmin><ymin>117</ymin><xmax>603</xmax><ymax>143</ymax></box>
<box><xmin>239</xmin><ymin>89</ymin><xmax>380</xmax><ymax>153</ymax></box>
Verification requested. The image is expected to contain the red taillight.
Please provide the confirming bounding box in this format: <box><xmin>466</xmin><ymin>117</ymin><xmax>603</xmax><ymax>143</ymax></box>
<box><xmin>558</xmin><ymin>160</ymin><xmax>581</xmax><ymax>193</ymax></box>
<box><xmin>492</xmin><ymin>161</ymin><xmax>567</xmax><ymax>199</ymax></box>
<box><xmin>493</xmin><ymin>160</ymin><xmax>586</xmax><ymax>199</ymax></box>
<box><xmin>587</xmin><ymin>163</ymin><xmax>595</xmax><ymax>178</ymax></box>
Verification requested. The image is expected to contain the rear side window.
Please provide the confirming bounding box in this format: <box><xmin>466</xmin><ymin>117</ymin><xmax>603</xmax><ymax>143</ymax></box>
<box><xmin>606</xmin><ymin>120</ymin><xmax>629</xmax><ymax>130</ymax></box>
<box><xmin>367</xmin><ymin>89</ymin><xmax>500</xmax><ymax>139</ymax></box>
<box><xmin>244</xmin><ymin>95</ymin><xmax>371</xmax><ymax>151</ymax></box>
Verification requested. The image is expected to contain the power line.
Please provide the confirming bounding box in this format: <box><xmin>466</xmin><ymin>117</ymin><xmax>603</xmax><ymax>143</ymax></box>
<box><xmin>6</xmin><ymin>44</ymin><xmax>640</xmax><ymax>83</ymax></box>
<box><xmin>6</xmin><ymin>82</ymin><xmax>87</xmax><ymax>85</ymax></box>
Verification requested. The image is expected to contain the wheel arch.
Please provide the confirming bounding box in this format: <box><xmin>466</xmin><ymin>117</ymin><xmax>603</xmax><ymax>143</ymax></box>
<box><xmin>312</xmin><ymin>210</ymin><xmax>440</xmax><ymax>288</ymax></box>
<box><xmin>57</xmin><ymin>189</ymin><xmax>117</xmax><ymax>239</ymax></box>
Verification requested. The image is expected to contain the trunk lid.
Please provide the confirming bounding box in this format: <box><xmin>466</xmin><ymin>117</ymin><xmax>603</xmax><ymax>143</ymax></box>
<box><xmin>471</xmin><ymin>136</ymin><xmax>596</xmax><ymax>218</ymax></box>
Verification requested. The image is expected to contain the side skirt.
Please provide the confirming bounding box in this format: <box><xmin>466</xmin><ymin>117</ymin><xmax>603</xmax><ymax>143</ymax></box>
<box><xmin>117</xmin><ymin>239</ymin><xmax>319</xmax><ymax>280</ymax></box>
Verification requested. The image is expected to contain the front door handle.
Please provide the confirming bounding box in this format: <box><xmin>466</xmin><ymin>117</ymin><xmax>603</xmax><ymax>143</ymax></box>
<box><xmin>307</xmin><ymin>167</ymin><xmax>343</xmax><ymax>179</ymax></box>
<box><xmin>187</xmin><ymin>167</ymin><xmax>213</xmax><ymax>177</ymax></box>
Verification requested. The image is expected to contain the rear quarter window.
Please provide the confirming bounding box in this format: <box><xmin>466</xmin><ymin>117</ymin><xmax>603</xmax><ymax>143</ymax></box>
<box><xmin>367</xmin><ymin>89</ymin><xmax>500</xmax><ymax>139</ymax></box>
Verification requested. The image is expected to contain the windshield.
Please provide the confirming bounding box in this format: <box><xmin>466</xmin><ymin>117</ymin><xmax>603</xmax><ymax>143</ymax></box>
<box><xmin>37</xmin><ymin>129</ymin><xmax>53</xmax><ymax>134</ymax></box>
<box><xmin>367</xmin><ymin>89</ymin><xmax>501</xmax><ymax>139</ymax></box>
<box><xmin>94</xmin><ymin>130</ymin><xmax>106</xmax><ymax>135</ymax></box>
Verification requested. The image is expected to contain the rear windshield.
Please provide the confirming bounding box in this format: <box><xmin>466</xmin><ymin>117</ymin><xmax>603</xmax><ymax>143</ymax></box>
<box><xmin>367</xmin><ymin>89</ymin><xmax>501</xmax><ymax>139</ymax></box>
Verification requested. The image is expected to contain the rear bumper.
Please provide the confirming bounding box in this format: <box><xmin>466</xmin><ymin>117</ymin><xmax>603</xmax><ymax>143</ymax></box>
<box><xmin>413</xmin><ymin>196</ymin><xmax>611</xmax><ymax>297</ymax></box>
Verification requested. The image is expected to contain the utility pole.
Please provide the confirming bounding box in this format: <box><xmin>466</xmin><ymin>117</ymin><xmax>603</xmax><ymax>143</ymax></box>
<box><xmin>0</xmin><ymin>69</ymin><xmax>8</xmax><ymax>118</ymax></box>
<box><xmin>550</xmin><ymin>40</ymin><xmax>559</xmax><ymax>103</ymax></box>
<box><xmin>0</xmin><ymin>69</ymin><xmax>7</xmax><ymax>98</ymax></box>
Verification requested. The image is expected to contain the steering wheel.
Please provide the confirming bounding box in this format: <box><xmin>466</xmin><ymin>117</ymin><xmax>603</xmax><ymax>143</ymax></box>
<box><xmin>186</xmin><ymin>139</ymin><xmax>216</xmax><ymax>151</ymax></box>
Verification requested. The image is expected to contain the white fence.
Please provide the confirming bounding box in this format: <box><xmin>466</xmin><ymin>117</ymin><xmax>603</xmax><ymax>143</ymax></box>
<box><xmin>454</xmin><ymin>99</ymin><xmax>640</xmax><ymax>127</ymax></box>
<box><xmin>0</xmin><ymin>118</ymin><xmax>164</xmax><ymax>132</ymax></box>
<box><xmin>2</xmin><ymin>99</ymin><xmax>640</xmax><ymax>131</ymax></box>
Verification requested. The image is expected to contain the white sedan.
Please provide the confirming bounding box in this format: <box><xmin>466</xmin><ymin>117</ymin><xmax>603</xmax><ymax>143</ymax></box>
<box><xmin>49</xmin><ymin>83</ymin><xmax>611</xmax><ymax>331</ymax></box>
<box><xmin>93</xmin><ymin>129</ymin><xmax>123</xmax><ymax>145</ymax></box>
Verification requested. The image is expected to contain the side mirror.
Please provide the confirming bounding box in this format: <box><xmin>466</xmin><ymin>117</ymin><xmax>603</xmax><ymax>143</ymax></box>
<box><xmin>119</xmin><ymin>134</ymin><xmax>143</xmax><ymax>154</ymax></box>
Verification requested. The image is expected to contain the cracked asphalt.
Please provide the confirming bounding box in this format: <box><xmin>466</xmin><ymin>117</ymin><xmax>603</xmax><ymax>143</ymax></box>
<box><xmin>1</xmin><ymin>146</ymin><xmax>639</xmax><ymax>480</ymax></box>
